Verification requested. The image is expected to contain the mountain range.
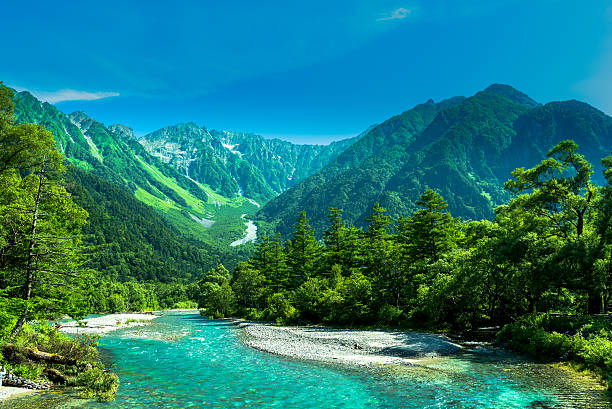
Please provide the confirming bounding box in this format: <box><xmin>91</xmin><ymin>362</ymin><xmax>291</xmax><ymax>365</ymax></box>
<box><xmin>10</xmin><ymin>89</ymin><xmax>354</xmax><ymax>279</ymax></box>
<box><xmin>11</xmin><ymin>83</ymin><xmax>612</xmax><ymax>280</ymax></box>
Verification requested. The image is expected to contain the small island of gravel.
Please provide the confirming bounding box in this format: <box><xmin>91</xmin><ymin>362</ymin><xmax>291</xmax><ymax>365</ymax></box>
<box><xmin>235</xmin><ymin>321</ymin><xmax>463</xmax><ymax>366</ymax></box>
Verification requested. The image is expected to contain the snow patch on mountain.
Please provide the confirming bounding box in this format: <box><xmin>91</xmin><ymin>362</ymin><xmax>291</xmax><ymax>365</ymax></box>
<box><xmin>221</xmin><ymin>141</ymin><xmax>244</xmax><ymax>158</ymax></box>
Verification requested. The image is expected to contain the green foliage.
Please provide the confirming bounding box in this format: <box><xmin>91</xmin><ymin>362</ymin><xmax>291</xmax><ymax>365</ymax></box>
<box><xmin>8</xmin><ymin>362</ymin><xmax>43</xmax><ymax>380</ymax></box>
<box><xmin>499</xmin><ymin>314</ymin><xmax>612</xmax><ymax>382</ymax></box>
<box><xmin>72</xmin><ymin>367</ymin><xmax>120</xmax><ymax>401</ymax></box>
<box><xmin>264</xmin><ymin>293</ymin><xmax>297</xmax><ymax>324</ymax></box>
<box><xmin>196</xmin><ymin>265</ymin><xmax>236</xmax><ymax>318</ymax></box>
<box><xmin>0</xmin><ymin>84</ymin><xmax>92</xmax><ymax>337</ymax></box>
<box><xmin>498</xmin><ymin>323</ymin><xmax>572</xmax><ymax>361</ymax></box>
<box><xmin>0</xmin><ymin>310</ymin><xmax>17</xmax><ymax>339</ymax></box>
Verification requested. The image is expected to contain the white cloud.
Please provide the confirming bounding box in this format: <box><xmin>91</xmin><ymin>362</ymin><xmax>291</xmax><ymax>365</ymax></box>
<box><xmin>377</xmin><ymin>7</ymin><xmax>413</xmax><ymax>22</ymax></box>
<box><xmin>11</xmin><ymin>86</ymin><xmax>119</xmax><ymax>103</ymax></box>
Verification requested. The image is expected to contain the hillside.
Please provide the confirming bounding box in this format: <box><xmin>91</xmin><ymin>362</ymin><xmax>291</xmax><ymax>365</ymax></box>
<box><xmin>138</xmin><ymin>123</ymin><xmax>355</xmax><ymax>203</ymax></box>
<box><xmin>258</xmin><ymin>84</ymin><xmax>612</xmax><ymax>236</ymax></box>
<box><xmin>64</xmin><ymin>167</ymin><xmax>223</xmax><ymax>282</ymax></box>
<box><xmin>10</xmin><ymin>89</ymin><xmax>360</xmax><ymax>280</ymax></box>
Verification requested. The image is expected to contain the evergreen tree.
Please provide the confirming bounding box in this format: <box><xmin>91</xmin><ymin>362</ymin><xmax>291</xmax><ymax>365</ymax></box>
<box><xmin>505</xmin><ymin>140</ymin><xmax>599</xmax><ymax>312</ymax></box>
<box><xmin>407</xmin><ymin>189</ymin><xmax>461</xmax><ymax>263</ymax></box>
<box><xmin>0</xmin><ymin>84</ymin><xmax>89</xmax><ymax>337</ymax></box>
<box><xmin>269</xmin><ymin>234</ymin><xmax>289</xmax><ymax>292</ymax></box>
<box><xmin>231</xmin><ymin>262</ymin><xmax>265</xmax><ymax>310</ymax></box>
<box><xmin>285</xmin><ymin>211</ymin><xmax>321</xmax><ymax>288</ymax></box>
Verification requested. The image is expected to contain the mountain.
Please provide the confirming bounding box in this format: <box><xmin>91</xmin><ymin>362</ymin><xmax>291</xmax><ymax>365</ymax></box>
<box><xmin>64</xmin><ymin>167</ymin><xmax>217</xmax><ymax>282</ymax></box>
<box><xmin>138</xmin><ymin>123</ymin><xmax>356</xmax><ymax>203</ymax></box>
<box><xmin>12</xmin><ymin>91</ymin><xmax>259</xmax><ymax>250</ymax></box>
<box><xmin>10</xmin><ymin>89</ymin><xmax>358</xmax><ymax>278</ymax></box>
<box><xmin>258</xmin><ymin>84</ymin><xmax>612</xmax><ymax>236</ymax></box>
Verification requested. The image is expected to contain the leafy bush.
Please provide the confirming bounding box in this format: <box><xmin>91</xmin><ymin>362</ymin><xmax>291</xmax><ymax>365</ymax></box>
<box><xmin>9</xmin><ymin>363</ymin><xmax>43</xmax><ymax>380</ymax></box>
<box><xmin>377</xmin><ymin>304</ymin><xmax>403</xmax><ymax>326</ymax></box>
<box><xmin>499</xmin><ymin>314</ymin><xmax>612</xmax><ymax>384</ymax></box>
<box><xmin>244</xmin><ymin>308</ymin><xmax>264</xmax><ymax>320</ymax></box>
<box><xmin>264</xmin><ymin>293</ymin><xmax>297</xmax><ymax>324</ymax></box>
<box><xmin>0</xmin><ymin>311</ymin><xmax>17</xmax><ymax>339</ymax></box>
<box><xmin>14</xmin><ymin>323</ymin><xmax>99</xmax><ymax>363</ymax></box>
<box><xmin>572</xmin><ymin>331</ymin><xmax>612</xmax><ymax>379</ymax></box>
<box><xmin>498</xmin><ymin>324</ymin><xmax>571</xmax><ymax>360</ymax></box>
<box><xmin>72</xmin><ymin>367</ymin><xmax>119</xmax><ymax>401</ymax></box>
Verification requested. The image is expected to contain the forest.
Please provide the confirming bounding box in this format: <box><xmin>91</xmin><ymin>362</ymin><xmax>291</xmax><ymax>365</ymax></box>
<box><xmin>197</xmin><ymin>139</ymin><xmax>612</xmax><ymax>382</ymax></box>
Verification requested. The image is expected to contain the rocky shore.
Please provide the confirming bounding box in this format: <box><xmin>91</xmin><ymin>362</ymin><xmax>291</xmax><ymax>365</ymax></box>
<box><xmin>59</xmin><ymin>312</ymin><xmax>159</xmax><ymax>335</ymax></box>
<box><xmin>235</xmin><ymin>321</ymin><xmax>463</xmax><ymax>366</ymax></box>
<box><xmin>0</xmin><ymin>372</ymin><xmax>49</xmax><ymax>402</ymax></box>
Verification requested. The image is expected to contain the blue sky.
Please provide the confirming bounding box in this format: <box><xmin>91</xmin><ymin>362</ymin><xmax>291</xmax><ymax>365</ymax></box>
<box><xmin>2</xmin><ymin>0</ymin><xmax>611</xmax><ymax>144</ymax></box>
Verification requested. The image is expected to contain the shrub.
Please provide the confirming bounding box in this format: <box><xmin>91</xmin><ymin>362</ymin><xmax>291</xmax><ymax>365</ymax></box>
<box><xmin>0</xmin><ymin>311</ymin><xmax>17</xmax><ymax>340</ymax></box>
<box><xmin>9</xmin><ymin>363</ymin><xmax>43</xmax><ymax>380</ymax></box>
<box><xmin>72</xmin><ymin>367</ymin><xmax>119</xmax><ymax>401</ymax></box>
<box><xmin>377</xmin><ymin>304</ymin><xmax>403</xmax><ymax>326</ymax></box>
<box><xmin>264</xmin><ymin>293</ymin><xmax>297</xmax><ymax>324</ymax></box>
<box><xmin>244</xmin><ymin>308</ymin><xmax>264</xmax><ymax>320</ymax></box>
<box><xmin>498</xmin><ymin>323</ymin><xmax>571</xmax><ymax>360</ymax></box>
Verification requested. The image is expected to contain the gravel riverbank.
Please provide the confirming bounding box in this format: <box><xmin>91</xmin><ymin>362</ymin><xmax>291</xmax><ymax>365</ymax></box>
<box><xmin>0</xmin><ymin>386</ymin><xmax>35</xmax><ymax>403</ymax></box>
<box><xmin>235</xmin><ymin>321</ymin><xmax>463</xmax><ymax>366</ymax></box>
<box><xmin>59</xmin><ymin>312</ymin><xmax>160</xmax><ymax>335</ymax></box>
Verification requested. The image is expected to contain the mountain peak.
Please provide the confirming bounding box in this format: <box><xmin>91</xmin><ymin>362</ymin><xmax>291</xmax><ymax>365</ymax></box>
<box><xmin>109</xmin><ymin>124</ymin><xmax>135</xmax><ymax>140</ymax></box>
<box><xmin>482</xmin><ymin>84</ymin><xmax>539</xmax><ymax>107</ymax></box>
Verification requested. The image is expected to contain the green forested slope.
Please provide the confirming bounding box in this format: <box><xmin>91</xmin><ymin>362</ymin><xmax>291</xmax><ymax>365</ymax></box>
<box><xmin>259</xmin><ymin>84</ymin><xmax>612</xmax><ymax>236</ymax></box>
<box><xmin>63</xmin><ymin>167</ymin><xmax>218</xmax><ymax>282</ymax></box>
<box><xmin>257</xmin><ymin>96</ymin><xmax>466</xmax><ymax>234</ymax></box>
<box><xmin>12</xmin><ymin>90</ymin><xmax>260</xmax><ymax>251</ymax></box>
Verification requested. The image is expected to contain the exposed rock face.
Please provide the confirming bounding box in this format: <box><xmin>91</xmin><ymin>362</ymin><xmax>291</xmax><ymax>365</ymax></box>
<box><xmin>139</xmin><ymin>123</ymin><xmax>357</xmax><ymax>202</ymax></box>
<box><xmin>108</xmin><ymin>124</ymin><xmax>136</xmax><ymax>140</ymax></box>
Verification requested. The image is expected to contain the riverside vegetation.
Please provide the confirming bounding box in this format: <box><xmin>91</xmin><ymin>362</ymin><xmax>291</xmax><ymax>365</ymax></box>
<box><xmin>0</xmin><ymin>85</ymin><xmax>198</xmax><ymax>401</ymax></box>
<box><xmin>197</xmin><ymin>139</ymin><xmax>612</xmax><ymax>387</ymax></box>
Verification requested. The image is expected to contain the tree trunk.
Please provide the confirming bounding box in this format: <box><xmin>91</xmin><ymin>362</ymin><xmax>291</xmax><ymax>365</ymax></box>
<box><xmin>10</xmin><ymin>160</ymin><xmax>45</xmax><ymax>338</ymax></box>
<box><xmin>1</xmin><ymin>344</ymin><xmax>78</xmax><ymax>366</ymax></box>
<box><xmin>587</xmin><ymin>290</ymin><xmax>603</xmax><ymax>315</ymax></box>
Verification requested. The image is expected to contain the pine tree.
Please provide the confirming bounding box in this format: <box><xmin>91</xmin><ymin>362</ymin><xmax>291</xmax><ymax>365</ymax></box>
<box><xmin>408</xmin><ymin>189</ymin><xmax>461</xmax><ymax>263</ymax></box>
<box><xmin>0</xmin><ymin>84</ymin><xmax>89</xmax><ymax>337</ymax></box>
<box><xmin>286</xmin><ymin>211</ymin><xmax>321</xmax><ymax>288</ymax></box>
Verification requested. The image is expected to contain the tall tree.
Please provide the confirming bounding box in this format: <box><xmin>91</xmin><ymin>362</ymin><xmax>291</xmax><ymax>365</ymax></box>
<box><xmin>504</xmin><ymin>140</ymin><xmax>599</xmax><ymax>312</ymax></box>
<box><xmin>285</xmin><ymin>212</ymin><xmax>321</xmax><ymax>288</ymax></box>
<box><xmin>406</xmin><ymin>189</ymin><xmax>461</xmax><ymax>263</ymax></box>
<box><xmin>0</xmin><ymin>84</ymin><xmax>89</xmax><ymax>337</ymax></box>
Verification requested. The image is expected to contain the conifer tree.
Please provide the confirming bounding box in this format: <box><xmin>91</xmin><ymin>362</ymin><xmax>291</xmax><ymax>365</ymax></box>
<box><xmin>286</xmin><ymin>211</ymin><xmax>321</xmax><ymax>288</ymax></box>
<box><xmin>407</xmin><ymin>189</ymin><xmax>461</xmax><ymax>263</ymax></box>
<box><xmin>0</xmin><ymin>84</ymin><xmax>89</xmax><ymax>337</ymax></box>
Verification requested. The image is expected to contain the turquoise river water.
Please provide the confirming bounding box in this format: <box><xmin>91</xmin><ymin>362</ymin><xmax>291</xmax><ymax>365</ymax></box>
<box><xmin>4</xmin><ymin>311</ymin><xmax>612</xmax><ymax>408</ymax></box>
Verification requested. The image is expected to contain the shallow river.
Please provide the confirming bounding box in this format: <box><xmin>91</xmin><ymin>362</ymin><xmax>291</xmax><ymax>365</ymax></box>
<box><xmin>5</xmin><ymin>311</ymin><xmax>612</xmax><ymax>408</ymax></box>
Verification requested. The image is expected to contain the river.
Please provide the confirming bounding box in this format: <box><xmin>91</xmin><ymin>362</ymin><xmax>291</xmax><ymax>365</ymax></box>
<box><xmin>4</xmin><ymin>311</ymin><xmax>612</xmax><ymax>408</ymax></box>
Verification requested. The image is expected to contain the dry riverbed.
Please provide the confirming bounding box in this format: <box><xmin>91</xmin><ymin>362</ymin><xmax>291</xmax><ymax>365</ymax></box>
<box><xmin>235</xmin><ymin>321</ymin><xmax>463</xmax><ymax>366</ymax></box>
